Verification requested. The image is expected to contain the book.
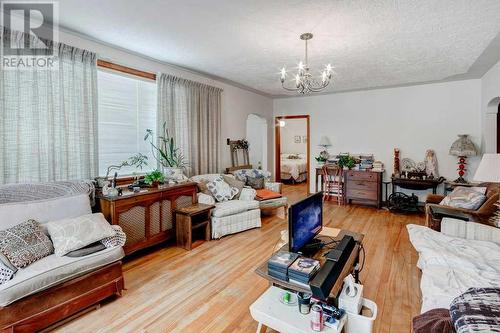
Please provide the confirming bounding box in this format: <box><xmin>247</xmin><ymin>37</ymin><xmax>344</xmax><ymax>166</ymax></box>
<box><xmin>288</xmin><ymin>257</ymin><xmax>320</xmax><ymax>277</ymax></box>
<box><xmin>267</xmin><ymin>251</ymin><xmax>299</xmax><ymax>270</ymax></box>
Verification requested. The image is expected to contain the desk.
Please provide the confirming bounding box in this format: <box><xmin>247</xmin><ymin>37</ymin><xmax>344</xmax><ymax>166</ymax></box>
<box><xmin>255</xmin><ymin>228</ymin><xmax>364</xmax><ymax>298</ymax></box>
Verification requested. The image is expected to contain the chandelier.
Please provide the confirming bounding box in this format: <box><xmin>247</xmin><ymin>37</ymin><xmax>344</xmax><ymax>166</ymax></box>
<box><xmin>280</xmin><ymin>33</ymin><xmax>333</xmax><ymax>94</ymax></box>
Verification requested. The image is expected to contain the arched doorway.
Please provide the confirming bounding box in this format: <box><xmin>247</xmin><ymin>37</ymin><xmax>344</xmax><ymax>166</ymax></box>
<box><xmin>246</xmin><ymin>114</ymin><xmax>268</xmax><ymax>171</ymax></box>
<box><xmin>485</xmin><ymin>97</ymin><xmax>500</xmax><ymax>153</ymax></box>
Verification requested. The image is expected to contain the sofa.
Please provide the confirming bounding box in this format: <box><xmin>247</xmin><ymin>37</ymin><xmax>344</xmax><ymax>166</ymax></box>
<box><xmin>408</xmin><ymin>218</ymin><xmax>500</xmax><ymax>314</ymax></box>
<box><xmin>190</xmin><ymin>174</ymin><xmax>262</xmax><ymax>239</ymax></box>
<box><xmin>0</xmin><ymin>182</ymin><xmax>125</xmax><ymax>332</ymax></box>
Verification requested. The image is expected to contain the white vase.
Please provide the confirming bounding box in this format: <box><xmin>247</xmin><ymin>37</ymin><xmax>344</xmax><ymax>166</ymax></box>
<box><xmin>163</xmin><ymin>167</ymin><xmax>184</xmax><ymax>181</ymax></box>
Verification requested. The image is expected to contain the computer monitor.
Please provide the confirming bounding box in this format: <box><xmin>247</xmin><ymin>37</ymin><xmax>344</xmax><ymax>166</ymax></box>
<box><xmin>288</xmin><ymin>192</ymin><xmax>323</xmax><ymax>253</ymax></box>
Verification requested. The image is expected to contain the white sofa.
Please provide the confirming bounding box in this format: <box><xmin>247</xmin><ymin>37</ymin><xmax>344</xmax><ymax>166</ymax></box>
<box><xmin>190</xmin><ymin>174</ymin><xmax>262</xmax><ymax>239</ymax></box>
<box><xmin>407</xmin><ymin>218</ymin><xmax>500</xmax><ymax>313</ymax></box>
<box><xmin>0</xmin><ymin>193</ymin><xmax>125</xmax><ymax>307</ymax></box>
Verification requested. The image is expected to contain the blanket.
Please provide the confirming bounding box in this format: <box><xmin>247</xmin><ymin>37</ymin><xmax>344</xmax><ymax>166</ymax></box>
<box><xmin>407</xmin><ymin>224</ymin><xmax>500</xmax><ymax>313</ymax></box>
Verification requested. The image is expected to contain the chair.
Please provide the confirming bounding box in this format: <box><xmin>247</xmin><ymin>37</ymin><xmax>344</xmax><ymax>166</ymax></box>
<box><xmin>322</xmin><ymin>164</ymin><xmax>344</xmax><ymax>204</ymax></box>
<box><xmin>424</xmin><ymin>182</ymin><xmax>500</xmax><ymax>231</ymax></box>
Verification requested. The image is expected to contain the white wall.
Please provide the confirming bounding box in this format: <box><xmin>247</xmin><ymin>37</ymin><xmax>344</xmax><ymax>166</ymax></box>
<box><xmin>280</xmin><ymin>119</ymin><xmax>307</xmax><ymax>154</ymax></box>
<box><xmin>246</xmin><ymin>114</ymin><xmax>268</xmax><ymax>170</ymax></box>
<box><xmin>274</xmin><ymin>80</ymin><xmax>483</xmax><ymax>196</ymax></box>
<box><xmin>57</xmin><ymin>30</ymin><xmax>274</xmax><ymax>176</ymax></box>
<box><xmin>481</xmin><ymin>59</ymin><xmax>500</xmax><ymax>153</ymax></box>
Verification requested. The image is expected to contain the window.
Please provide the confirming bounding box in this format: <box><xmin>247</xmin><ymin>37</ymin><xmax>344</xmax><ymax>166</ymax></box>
<box><xmin>97</xmin><ymin>70</ymin><xmax>157</xmax><ymax>176</ymax></box>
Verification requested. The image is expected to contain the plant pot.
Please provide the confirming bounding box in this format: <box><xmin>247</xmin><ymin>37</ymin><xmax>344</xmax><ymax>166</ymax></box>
<box><xmin>163</xmin><ymin>167</ymin><xmax>184</xmax><ymax>181</ymax></box>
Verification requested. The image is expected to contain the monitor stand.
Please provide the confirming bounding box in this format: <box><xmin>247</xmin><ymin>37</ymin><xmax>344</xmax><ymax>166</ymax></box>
<box><xmin>298</xmin><ymin>237</ymin><xmax>324</xmax><ymax>257</ymax></box>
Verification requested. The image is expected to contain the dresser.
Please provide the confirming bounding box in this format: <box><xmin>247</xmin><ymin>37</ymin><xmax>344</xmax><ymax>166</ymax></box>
<box><xmin>98</xmin><ymin>182</ymin><xmax>197</xmax><ymax>255</ymax></box>
<box><xmin>344</xmin><ymin>170</ymin><xmax>383</xmax><ymax>208</ymax></box>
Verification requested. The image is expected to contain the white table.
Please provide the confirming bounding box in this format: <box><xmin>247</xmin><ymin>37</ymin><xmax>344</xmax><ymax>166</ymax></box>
<box><xmin>250</xmin><ymin>286</ymin><xmax>346</xmax><ymax>333</ymax></box>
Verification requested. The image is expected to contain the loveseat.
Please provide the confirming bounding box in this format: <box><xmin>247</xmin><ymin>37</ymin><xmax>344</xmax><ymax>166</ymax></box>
<box><xmin>0</xmin><ymin>182</ymin><xmax>125</xmax><ymax>332</ymax></box>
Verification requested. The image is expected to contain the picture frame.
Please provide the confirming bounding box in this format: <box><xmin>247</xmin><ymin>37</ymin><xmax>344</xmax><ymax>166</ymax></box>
<box><xmin>294</xmin><ymin>135</ymin><xmax>301</xmax><ymax>143</ymax></box>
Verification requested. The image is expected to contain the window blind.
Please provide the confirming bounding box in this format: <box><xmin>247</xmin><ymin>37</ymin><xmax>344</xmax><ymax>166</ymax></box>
<box><xmin>97</xmin><ymin>70</ymin><xmax>157</xmax><ymax>176</ymax></box>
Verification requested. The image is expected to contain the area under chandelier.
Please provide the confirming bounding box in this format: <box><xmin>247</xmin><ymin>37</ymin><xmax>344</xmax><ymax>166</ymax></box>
<box><xmin>280</xmin><ymin>33</ymin><xmax>333</xmax><ymax>94</ymax></box>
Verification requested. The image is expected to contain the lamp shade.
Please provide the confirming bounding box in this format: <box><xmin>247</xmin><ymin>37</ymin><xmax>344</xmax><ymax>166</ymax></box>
<box><xmin>473</xmin><ymin>154</ymin><xmax>500</xmax><ymax>182</ymax></box>
<box><xmin>449</xmin><ymin>134</ymin><xmax>478</xmax><ymax>156</ymax></box>
<box><xmin>318</xmin><ymin>136</ymin><xmax>332</xmax><ymax>147</ymax></box>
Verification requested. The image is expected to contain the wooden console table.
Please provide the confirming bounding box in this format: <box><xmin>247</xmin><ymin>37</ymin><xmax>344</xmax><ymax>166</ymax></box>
<box><xmin>98</xmin><ymin>182</ymin><xmax>197</xmax><ymax>255</ymax></box>
<box><xmin>391</xmin><ymin>177</ymin><xmax>444</xmax><ymax>195</ymax></box>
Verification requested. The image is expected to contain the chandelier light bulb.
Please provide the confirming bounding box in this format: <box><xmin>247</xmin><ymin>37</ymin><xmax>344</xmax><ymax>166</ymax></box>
<box><xmin>278</xmin><ymin>33</ymin><xmax>333</xmax><ymax>94</ymax></box>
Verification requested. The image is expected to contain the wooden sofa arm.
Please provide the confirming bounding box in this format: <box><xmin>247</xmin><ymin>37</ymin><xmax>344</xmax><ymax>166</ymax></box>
<box><xmin>425</xmin><ymin>194</ymin><xmax>445</xmax><ymax>204</ymax></box>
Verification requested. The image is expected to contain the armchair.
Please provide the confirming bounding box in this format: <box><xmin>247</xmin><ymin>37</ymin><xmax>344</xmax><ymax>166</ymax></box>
<box><xmin>425</xmin><ymin>183</ymin><xmax>499</xmax><ymax>231</ymax></box>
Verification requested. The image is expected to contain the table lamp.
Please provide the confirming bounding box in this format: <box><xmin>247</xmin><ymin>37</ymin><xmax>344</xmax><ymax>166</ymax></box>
<box><xmin>473</xmin><ymin>153</ymin><xmax>500</xmax><ymax>183</ymax></box>
<box><xmin>449</xmin><ymin>134</ymin><xmax>478</xmax><ymax>183</ymax></box>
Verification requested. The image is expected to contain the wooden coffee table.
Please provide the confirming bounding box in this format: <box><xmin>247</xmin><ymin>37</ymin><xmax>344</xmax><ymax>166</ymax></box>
<box><xmin>174</xmin><ymin>203</ymin><xmax>215</xmax><ymax>250</ymax></box>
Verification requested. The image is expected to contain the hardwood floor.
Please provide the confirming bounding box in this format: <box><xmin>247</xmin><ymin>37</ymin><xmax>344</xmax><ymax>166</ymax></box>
<box><xmin>56</xmin><ymin>183</ymin><xmax>423</xmax><ymax>333</ymax></box>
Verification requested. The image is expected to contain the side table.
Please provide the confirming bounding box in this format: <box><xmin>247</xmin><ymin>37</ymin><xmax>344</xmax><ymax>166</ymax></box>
<box><xmin>174</xmin><ymin>203</ymin><xmax>215</xmax><ymax>250</ymax></box>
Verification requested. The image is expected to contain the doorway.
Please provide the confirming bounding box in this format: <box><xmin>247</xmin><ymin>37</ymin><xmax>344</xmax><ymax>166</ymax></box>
<box><xmin>275</xmin><ymin>115</ymin><xmax>310</xmax><ymax>193</ymax></box>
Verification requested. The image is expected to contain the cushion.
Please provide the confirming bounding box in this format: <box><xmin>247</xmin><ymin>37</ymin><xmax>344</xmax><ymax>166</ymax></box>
<box><xmin>232</xmin><ymin>169</ymin><xmax>271</xmax><ymax>182</ymax></box>
<box><xmin>222</xmin><ymin>175</ymin><xmax>245</xmax><ymax>199</ymax></box>
<box><xmin>196</xmin><ymin>179</ymin><xmax>214</xmax><ymax>198</ymax></box>
<box><xmin>247</xmin><ymin>175</ymin><xmax>265</xmax><ymax>190</ymax></box>
<box><xmin>0</xmin><ymin>246</ymin><xmax>124</xmax><ymax>306</ymax></box>
<box><xmin>412</xmin><ymin>308</ymin><xmax>454</xmax><ymax>333</ymax></box>
<box><xmin>0</xmin><ymin>253</ymin><xmax>17</xmax><ymax>273</ymax></box>
<box><xmin>0</xmin><ymin>194</ymin><xmax>92</xmax><ymax>231</ymax></box>
<box><xmin>212</xmin><ymin>200</ymin><xmax>260</xmax><ymax>218</ymax></box>
<box><xmin>450</xmin><ymin>287</ymin><xmax>500</xmax><ymax>333</ymax></box>
<box><xmin>0</xmin><ymin>220</ymin><xmax>54</xmax><ymax>268</ymax></box>
<box><xmin>207</xmin><ymin>177</ymin><xmax>239</xmax><ymax>202</ymax></box>
<box><xmin>46</xmin><ymin>213</ymin><xmax>116</xmax><ymax>257</ymax></box>
<box><xmin>101</xmin><ymin>225</ymin><xmax>127</xmax><ymax>248</ymax></box>
<box><xmin>66</xmin><ymin>242</ymin><xmax>106</xmax><ymax>257</ymax></box>
<box><xmin>0</xmin><ymin>260</ymin><xmax>14</xmax><ymax>285</ymax></box>
<box><xmin>440</xmin><ymin>187</ymin><xmax>487</xmax><ymax>210</ymax></box>
<box><xmin>255</xmin><ymin>189</ymin><xmax>282</xmax><ymax>201</ymax></box>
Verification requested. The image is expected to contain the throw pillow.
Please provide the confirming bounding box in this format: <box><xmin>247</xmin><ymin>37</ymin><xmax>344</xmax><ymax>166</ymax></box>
<box><xmin>412</xmin><ymin>308</ymin><xmax>454</xmax><ymax>333</ymax></box>
<box><xmin>255</xmin><ymin>189</ymin><xmax>282</xmax><ymax>200</ymax></box>
<box><xmin>101</xmin><ymin>225</ymin><xmax>127</xmax><ymax>248</ymax></box>
<box><xmin>46</xmin><ymin>213</ymin><xmax>116</xmax><ymax>257</ymax></box>
<box><xmin>66</xmin><ymin>242</ymin><xmax>106</xmax><ymax>257</ymax></box>
<box><xmin>440</xmin><ymin>187</ymin><xmax>487</xmax><ymax>210</ymax></box>
<box><xmin>222</xmin><ymin>175</ymin><xmax>245</xmax><ymax>199</ymax></box>
<box><xmin>197</xmin><ymin>180</ymin><xmax>214</xmax><ymax>198</ymax></box>
<box><xmin>0</xmin><ymin>253</ymin><xmax>17</xmax><ymax>273</ymax></box>
<box><xmin>0</xmin><ymin>260</ymin><xmax>14</xmax><ymax>285</ymax></box>
<box><xmin>450</xmin><ymin>287</ymin><xmax>500</xmax><ymax>333</ymax></box>
<box><xmin>246</xmin><ymin>175</ymin><xmax>265</xmax><ymax>190</ymax></box>
<box><xmin>0</xmin><ymin>219</ymin><xmax>54</xmax><ymax>268</ymax></box>
<box><xmin>206</xmin><ymin>177</ymin><xmax>239</xmax><ymax>202</ymax></box>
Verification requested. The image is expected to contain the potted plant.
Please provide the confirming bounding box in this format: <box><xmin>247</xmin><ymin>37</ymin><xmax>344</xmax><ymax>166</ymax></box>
<box><xmin>315</xmin><ymin>155</ymin><xmax>327</xmax><ymax>165</ymax></box>
<box><xmin>144</xmin><ymin>123</ymin><xmax>188</xmax><ymax>180</ymax></box>
<box><xmin>96</xmin><ymin>153</ymin><xmax>148</xmax><ymax>188</ymax></box>
<box><xmin>338</xmin><ymin>155</ymin><xmax>356</xmax><ymax>170</ymax></box>
<box><xmin>144</xmin><ymin>170</ymin><xmax>165</xmax><ymax>188</ymax></box>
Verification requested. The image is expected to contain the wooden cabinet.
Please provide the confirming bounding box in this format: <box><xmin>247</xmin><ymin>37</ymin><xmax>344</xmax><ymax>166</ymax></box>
<box><xmin>98</xmin><ymin>182</ymin><xmax>197</xmax><ymax>255</ymax></box>
<box><xmin>344</xmin><ymin>170</ymin><xmax>383</xmax><ymax>208</ymax></box>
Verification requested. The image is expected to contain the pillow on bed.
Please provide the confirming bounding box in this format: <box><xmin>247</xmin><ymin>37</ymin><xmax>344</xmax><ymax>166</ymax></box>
<box><xmin>287</xmin><ymin>154</ymin><xmax>300</xmax><ymax>159</ymax></box>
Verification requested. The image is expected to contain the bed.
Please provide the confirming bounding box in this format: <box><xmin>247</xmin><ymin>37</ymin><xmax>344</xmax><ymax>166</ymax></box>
<box><xmin>280</xmin><ymin>153</ymin><xmax>308</xmax><ymax>183</ymax></box>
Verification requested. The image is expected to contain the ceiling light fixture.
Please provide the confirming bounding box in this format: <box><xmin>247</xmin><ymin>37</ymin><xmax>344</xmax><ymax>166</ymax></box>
<box><xmin>280</xmin><ymin>33</ymin><xmax>333</xmax><ymax>94</ymax></box>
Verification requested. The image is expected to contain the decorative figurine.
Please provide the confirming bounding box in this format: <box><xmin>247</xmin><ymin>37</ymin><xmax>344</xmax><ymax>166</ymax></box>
<box><xmin>425</xmin><ymin>149</ymin><xmax>439</xmax><ymax>178</ymax></box>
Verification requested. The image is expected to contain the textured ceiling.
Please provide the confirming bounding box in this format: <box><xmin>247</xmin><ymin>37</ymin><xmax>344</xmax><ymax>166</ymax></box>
<box><xmin>56</xmin><ymin>0</ymin><xmax>500</xmax><ymax>96</ymax></box>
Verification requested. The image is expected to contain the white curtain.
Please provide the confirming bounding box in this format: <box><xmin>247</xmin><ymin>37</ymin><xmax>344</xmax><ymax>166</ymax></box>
<box><xmin>157</xmin><ymin>74</ymin><xmax>222</xmax><ymax>176</ymax></box>
<box><xmin>0</xmin><ymin>28</ymin><xmax>98</xmax><ymax>184</ymax></box>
